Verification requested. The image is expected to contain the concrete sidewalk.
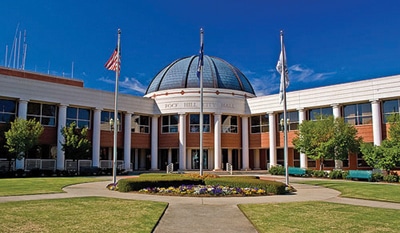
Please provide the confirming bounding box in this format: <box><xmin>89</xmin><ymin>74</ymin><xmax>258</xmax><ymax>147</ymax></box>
<box><xmin>1</xmin><ymin>176</ymin><xmax>400</xmax><ymax>233</ymax></box>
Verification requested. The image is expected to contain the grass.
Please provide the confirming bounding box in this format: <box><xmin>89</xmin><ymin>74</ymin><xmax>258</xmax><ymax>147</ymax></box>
<box><xmin>0</xmin><ymin>197</ymin><xmax>167</xmax><ymax>233</ymax></box>
<box><xmin>239</xmin><ymin>201</ymin><xmax>400</xmax><ymax>233</ymax></box>
<box><xmin>0</xmin><ymin>177</ymin><xmax>107</xmax><ymax>196</ymax></box>
<box><xmin>296</xmin><ymin>179</ymin><xmax>400</xmax><ymax>203</ymax></box>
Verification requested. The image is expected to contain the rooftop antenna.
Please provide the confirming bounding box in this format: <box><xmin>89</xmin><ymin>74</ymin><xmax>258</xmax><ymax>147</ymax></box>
<box><xmin>21</xmin><ymin>30</ymin><xmax>27</xmax><ymax>70</ymax></box>
<box><xmin>17</xmin><ymin>31</ymin><xmax>21</xmax><ymax>69</ymax></box>
<box><xmin>71</xmin><ymin>61</ymin><xmax>74</xmax><ymax>78</ymax></box>
<box><xmin>4</xmin><ymin>45</ymin><xmax>7</xmax><ymax>67</ymax></box>
<box><xmin>8</xmin><ymin>24</ymin><xmax>19</xmax><ymax>68</ymax></box>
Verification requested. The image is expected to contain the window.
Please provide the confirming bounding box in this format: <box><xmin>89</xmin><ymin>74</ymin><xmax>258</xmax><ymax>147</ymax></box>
<box><xmin>278</xmin><ymin>111</ymin><xmax>299</xmax><ymax>131</ymax></box>
<box><xmin>250</xmin><ymin>115</ymin><xmax>269</xmax><ymax>133</ymax></box>
<box><xmin>67</xmin><ymin>107</ymin><xmax>91</xmax><ymax>129</ymax></box>
<box><xmin>100</xmin><ymin>111</ymin><xmax>122</xmax><ymax>131</ymax></box>
<box><xmin>308</xmin><ymin>107</ymin><xmax>333</xmax><ymax>120</ymax></box>
<box><xmin>0</xmin><ymin>99</ymin><xmax>17</xmax><ymax>123</ymax></box>
<box><xmin>343</xmin><ymin>103</ymin><xmax>372</xmax><ymax>125</ymax></box>
<box><xmin>357</xmin><ymin>152</ymin><xmax>370</xmax><ymax>168</ymax></box>
<box><xmin>132</xmin><ymin>115</ymin><xmax>150</xmax><ymax>133</ymax></box>
<box><xmin>221</xmin><ymin>115</ymin><xmax>238</xmax><ymax>133</ymax></box>
<box><xmin>190</xmin><ymin>114</ymin><xmax>210</xmax><ymax>133</ymax></box>
<box><xmin>383</xmin><ymin>99</ymin><xmax>399</xmax><ymax>123</ymax></box>
<box><xmin>27</xmin><ymin>102</ymin><xmax>57</xmax><ymax>126</ymax></box>
<box><xmin>162</xmin><ymin>115</ymin><xmax>179</xmax><ymax>133</ymax></box>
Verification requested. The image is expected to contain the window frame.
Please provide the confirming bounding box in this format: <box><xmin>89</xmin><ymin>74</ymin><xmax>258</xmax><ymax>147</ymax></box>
<box><xmin>250</xmin><ymin>115</ymin><xmax>269</xmax><ymax>133</ymax></box>
<box><xmin>0</xmin><ymin>98</ymin><xmax>17</xmax><ymax>123</ymax></box>
<box><xmin>189</xmin><ymin>114</ymin><xmax>210</xmax><ymax>133</ymax></box>
<box><xmin>221</xmin><ymin>115</ymin><xmax>238</xmax><ymax>133</ymax></box>
<box><xmin>27</xmin><ymin>102</ymin><xmax>57</xmax><ymax>127</ymax></box>
<box><xmin>343</xmin><ymin>102</ymin><xmax>372</xmax><ymax>125</ymax></box>
<box><xmin>162</xmin><ymin>115</ymin><xmax>179</xmax><ymax>133</ymax></box>
<box><xmin>67</xmin><ymin>107</ymin><xmax>92</xmax><ymax>129</ymax></box>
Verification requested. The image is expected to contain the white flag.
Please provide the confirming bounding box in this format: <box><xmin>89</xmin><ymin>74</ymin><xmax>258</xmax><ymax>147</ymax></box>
<box><xmin>276</xmin><ymin>32</ymin><xmax>289</xmax><ymax>104</ymax></box>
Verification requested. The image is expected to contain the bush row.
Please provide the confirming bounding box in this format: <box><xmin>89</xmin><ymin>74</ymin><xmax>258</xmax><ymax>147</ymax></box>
<box><xmin>117</xmin><ymin>174</ymin><xmax>287</xmax><ymax>195</ymax></box>
<box><xmin>269</xmin><ymin>166</ymin><xmax>400</xmax><ymax>183</ymax></box>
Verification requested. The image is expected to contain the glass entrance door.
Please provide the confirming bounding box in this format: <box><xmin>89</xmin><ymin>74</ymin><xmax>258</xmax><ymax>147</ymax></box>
<box><xmin>192</xmin><ymin>149</ymin><xmax>208</xmax><ymax>169</ymax></box>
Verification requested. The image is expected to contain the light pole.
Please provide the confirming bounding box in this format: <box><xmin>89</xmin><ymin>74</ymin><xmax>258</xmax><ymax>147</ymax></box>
<box><xmin>109</xmin><ymin>117</ymin><xmax>120</xmax><ymax>184</ymax></box>
<box><xmin>280</xmin><ymin>117</ymin><xmax>290</xmax><ymax>185</ymax></box>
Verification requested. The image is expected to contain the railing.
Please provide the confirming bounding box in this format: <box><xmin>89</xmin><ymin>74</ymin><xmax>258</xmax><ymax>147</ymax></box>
<box><xmin>25</xmin><ymin>159</ymin><xmax>56</xmax><ymax>171</ymax></box>
<box><xmin>0</xmin><ymin>160</ymin><xmax>15</xmax><ymax>171</ymax></box>
<box><xmin>99</xmin><ymin>160</ymin><xmax>125</xmax><ymax>169</ymax></box>
<box><xmin>2</xmin><ymin>159</ymin><xmax>131</xmax><ymax>172</ymax></box>
<box><xmin>166</xmin><ymin>163</ymin><xmax>174</xmax><ymax>174</ymax></box>
<box><xmin>226</xmin><ymin>163</ymin><xmax>233</xmax><ymax>175</ymax></box>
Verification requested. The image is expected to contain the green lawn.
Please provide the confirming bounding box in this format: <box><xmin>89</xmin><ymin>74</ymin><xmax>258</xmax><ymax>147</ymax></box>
<box><xmin>0</xmin><ymin>177</ymin><xmax>107</xmax><ymax>196</ymax></box>
<box><xmin>0</xmin><ymin>197</ymin><xmax>167</xmax><ymax>233</ymax></box>
<box><xmin>296</xmin><ymin>179</ymin><xmax>400</xmax><ymax>203</ymax></box>
<box><xmin>240</xmin><ymin>201</ymin><xmax>400</xmax><ymax>233</ymax></box>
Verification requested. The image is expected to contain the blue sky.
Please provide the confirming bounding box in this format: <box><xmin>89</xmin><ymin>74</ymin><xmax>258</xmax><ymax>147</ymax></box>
<box><xmin>1</xmin><ymin>0</ymin><xmax>400</xmax><ymax>97</ymax></box>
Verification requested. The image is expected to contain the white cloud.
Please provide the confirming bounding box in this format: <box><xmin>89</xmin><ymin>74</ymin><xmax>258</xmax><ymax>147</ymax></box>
<box><xmin>99</xmin><ymin>75</ymin><xmax>147</xmax><ymax>94</ymax></box>
<box><xmin>289</xmin><ymin>64</ymin><xmax>336</xmax><ymax>82</ymax></box>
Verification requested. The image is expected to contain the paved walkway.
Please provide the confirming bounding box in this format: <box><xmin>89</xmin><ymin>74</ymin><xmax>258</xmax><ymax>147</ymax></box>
<box><xmin>1</xmin><ymin>175</ymin><xmax>400</xmax><ymax>233</ymax></box>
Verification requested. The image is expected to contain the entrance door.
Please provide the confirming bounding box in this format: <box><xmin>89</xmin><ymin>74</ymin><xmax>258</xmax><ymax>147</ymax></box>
<box><xmin>222</xmin><ymin>149</ymin><xmax>228</xmax><ymax>170</ymax></box>
<box><xmin>192</xmin><ymin>149</ymin><xmax>208</xmax><ymax>169</ymax></box>
<box><xmin>232</xmin><ymin>149</ymin><xmax>239</xmax><ymax>170</ymax></box>
<box><xmin>159</xmin><ymin>149</ymin><xmax>168</xmax><ymax>170</ymax></box>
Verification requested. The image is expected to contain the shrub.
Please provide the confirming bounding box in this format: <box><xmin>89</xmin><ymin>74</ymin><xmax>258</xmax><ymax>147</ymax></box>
<box><xmin>312</xmin><ymin>170</ymin><xmax>328</xmax><ymax>178</ymax></box>
<box><xmin>383</xmin><ymin>172</ymin><xmax>399</xmax><ymax>183</ymax></box>
<box><xmin>117</xmin><ymin>174</ymin><xmax>204</xmax><ymax>192</ymax></box>
<box><xmin>328</xmin><ymin>170</ymin><xmax>343</xmax><ymax>179</ymax></box>
<box><xmin>371</xmin><ymin>172</ymin><xmax>383</xmax><ymax>182</ymax></box>
<box><xmin>305</xmin><ymin>169</ymin><xmax>314</xmax><ymax>177</ymax></box>
<box><xmin>269</xmin><ymin>166</ymin><xmax>285</xmax><ymax>175</ymax></box>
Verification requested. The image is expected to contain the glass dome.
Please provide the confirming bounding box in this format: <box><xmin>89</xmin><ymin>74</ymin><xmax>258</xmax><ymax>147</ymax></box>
<box><xmin>145</xmin><ymin>55</ymin><xmax>255</xmax><ymax>95</ymax></box>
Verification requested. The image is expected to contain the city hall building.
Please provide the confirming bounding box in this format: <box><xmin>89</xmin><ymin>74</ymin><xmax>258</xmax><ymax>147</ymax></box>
<box><xmin>1</xmin><ymin>55</ymin><xmax>400</xmax><ymax>172</ymax></box>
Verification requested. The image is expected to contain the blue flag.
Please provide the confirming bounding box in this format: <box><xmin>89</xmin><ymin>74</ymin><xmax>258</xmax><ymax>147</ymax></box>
<box><xmin>197</xmin><ymin>42</ymin><xmax>204</xmax><ymax>78</ymax></box>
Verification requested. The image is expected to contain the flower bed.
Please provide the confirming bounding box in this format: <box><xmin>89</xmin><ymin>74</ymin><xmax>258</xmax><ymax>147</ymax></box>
<box><xmin>139</xmin><ymin>184</ymin><xmax>267</xmax><ymax>196</ymax></box>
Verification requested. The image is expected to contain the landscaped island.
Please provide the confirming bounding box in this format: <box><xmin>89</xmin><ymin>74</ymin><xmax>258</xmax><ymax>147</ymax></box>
<box><xmin>109</xmin><ymin>173</ymin><xmax>290</xmax><ymax>196</ymax></box>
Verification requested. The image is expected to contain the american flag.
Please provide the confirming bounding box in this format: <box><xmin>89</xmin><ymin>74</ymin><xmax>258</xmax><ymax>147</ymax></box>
<box><xmin>104</xmin><ymin>48</ymin><xmax>120</xmax><ymax>72</ymax></box>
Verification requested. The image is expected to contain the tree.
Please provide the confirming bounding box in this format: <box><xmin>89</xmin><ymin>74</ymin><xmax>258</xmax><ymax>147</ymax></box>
<box><xmin>4</xmin><ymin>118</ymin><xmax>44</xmax><ymax>161</ymax></box>
<box><xmin>361</xmin><ymin>113</ymin><xmax>400</xmax><ymax>172</ymax></box>
<box><xmin>293</xmin><ymin>115</ymin><xmax>361</xmax><ymax>170</ymax></box>
<box><xmin>61</xmin><ymin>122</ymin><xmax>91</xmax><ymax>165</ymax></box>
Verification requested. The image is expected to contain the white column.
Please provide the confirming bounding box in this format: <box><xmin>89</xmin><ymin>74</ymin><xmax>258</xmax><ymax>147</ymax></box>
<box><xmin>332</xmin><ymin>103</ymin><xmax>341</xmax><ymax>118</ymax></box>
<box><xmin>168</xmin><ymin>148</ymin><xmax>172</xmax><ymax>164</ymax></box>
<box><xmin>371</xmin><ymin>100</ymin><xmax>382</xmax><ymax>146</ymax></box>
<box><xmin>92</xmin><ymin>108</ymin><xmax>101</xmax><ymax>168</ymax></box>
<box><xmin>241</xmin><ymin>116</ymin><xmax>250</xmax><ymax>170</ymax></box>
<box><xmin>214</xmin><ymin>113</ymin><xmax>222</xmax><ymax>170</ymax></box>
<box><xmin>17</xmin><ymin>99</ymin><xmax>28</xmax><ymax>119</ymax></box>
<box><xmin>179</xmin><ymin>113</ymin><xmax>186</xmax><ymax>170</ymax></box>
<box><xmin>57</xmin><ymin>104</ymin><xmax>67</xmax><ymax>170</ymax></box>
<box><xmin>268</xmin><ymin>112</ymin><xmax>277</xmax><ymax>167</ymax></box>
<box><xmin>151</xmin><ymin>115</ymin><xmax>159</xmax><ymax>170</ymax></box>
<box><xmin>124</xmin><ymin>113</ymin><xmax>132</xmax><ymax>170</ymax></box>
<box><xmin>134</xmin><ymin>148</ymin><xmax>139</xmax><ymax>170</ymax></box>
<box><xmin>16</xmin><ymin>99</ymin><xmax>28</xmax><ymax>170</ymax></box>
<box><xmin>254</xmin><ymin>149</ymin><xmax>260</xmax><ymax>169</ymax></box>
<box><xmin>298</xmin><ymin>108</ymin><xmax>308</xmax><ymax>168</ymax></box>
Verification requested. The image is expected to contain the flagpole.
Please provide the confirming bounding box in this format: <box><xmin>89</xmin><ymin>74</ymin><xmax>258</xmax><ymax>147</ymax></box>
<box><xmin>280</xmin><ymin>30</ymin><xmax>289</xmax><ymax>186</ymax></box>
<box><xmin>199</xmin><ymin>28</ymin><xmax>204</xmax><ymax>176</ymax></box>
<box><xmin>112</xmin><ymin>29</ymin><xmax>121</xmax><ymax>185</ymax></box>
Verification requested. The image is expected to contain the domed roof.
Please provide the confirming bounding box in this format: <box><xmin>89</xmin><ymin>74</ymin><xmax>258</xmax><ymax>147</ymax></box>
<box><xmin>145</xmin><ymin>55</ymin><xmax>255</xmax><ymax>95</ymax></box>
